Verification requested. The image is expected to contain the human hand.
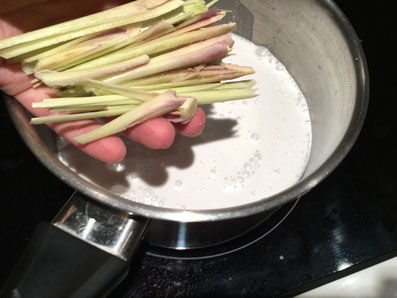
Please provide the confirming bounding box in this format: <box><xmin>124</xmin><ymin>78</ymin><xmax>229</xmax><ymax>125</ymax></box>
<box><xmin>0</xmin><ymin>0</ymin><xmax>206</xmax><ymax>163</ymax></box>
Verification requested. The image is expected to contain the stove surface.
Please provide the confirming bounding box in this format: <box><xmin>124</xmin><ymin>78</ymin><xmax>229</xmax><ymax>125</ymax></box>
<box><xmin>0</xmin><ymin>1</ymin><xmax>396</xmax><ymax>297</ymax></box>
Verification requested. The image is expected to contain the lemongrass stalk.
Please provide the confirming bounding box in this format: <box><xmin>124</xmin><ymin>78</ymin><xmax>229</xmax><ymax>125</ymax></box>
<box><xmin>1</xmin><ymin>19</ymin><xmax>136</xmax><ymax>59</ymax></box>
<box><xmin>71</xmin><ymin>21</ymin><xmax>175</xmax><ymax>71</ymax></box>
<box><xmin>22</xmin><ymin>22</ymin><xmax>140</xmax><ymax>67</ymax></box>
<box><xmin>104</xmin><ymin>35</ymin><xmax>234</xmax><ymax>85</ymax></box>
<box><xmin>151</xmin><ymin>82</ymin><xmax>222</xmax><ymax>93</ymax></box>
<box><xmin>214</xmin><ymin>80</ymin><xmax>257</xmax><ymax>90</ymax></box>
<box><xmin>167</xmin><ymin>97</ymin><xmax>198</xmax><ymax>123</ymax></box>
<box><xmin>143</xmin><ymin>0</ymin><xmax>170</xmax><ymax>9</ymax></box>
<box><xmin>89</xmin><ymin>100</ymin><xmax>142</xmax><ymax>106</ymax></box>
<box><xmin>122</xmin><ymin>64</ymin><xmax>254</xmax><ymax>89</ymax></box>
<box><xmin>35</xmin><ymin>25</ymin><xmax>141</xmax><ymax>71</ymax></box>
<box><xmin>74</xmin><ymin>90</ymin><xmax>186</xmax><ymax>144</ymax></box>
<box><xmin>155</xmin><ymin>81</ymin><xmax>256</xmax><ymax>93</ymax></box>
<box><xmin>206</xmin><ymin>0</ymin><xmax>219</xmax><ymax>8</ymax></box>
<box><xmin>50</xmin><ymin>106</ymin><xmax>109</xmax><ymax>113</ymax></box>
<box><xmin>22</xmin><ymin>23</ymin><xmax>141</xmax><ymax>73</ymax></box>
<box><xmin>147</xmin><ymin>34</ymin><xmax>234</xmax><ymax>64</ymax></box>
<box><xmin>0</xmin><ymin>1</ymin><xmax>150</xmax><ymax>50</ymax></box>
<box><xmin>145</xmin><ymin>0</ymin><xmax>208</xmax><ymax>28</ymax></box>
<box><xmin>150</xmin><ymin>10</ymin><xmax>226</xmax><ymax>44</ymax></box>
<box><xmin>183</xmin><ymin>0</ymin><xmax>207</xmax><ymax>15</ymax></box>
<box><xmin>35</xmin><ymin>55</ymin><xmax>150</xmax><ymax>87</ymax></box>
<box><xmin>184</xmin><ymin>88</ymin><xmax>258</xmax><ymax>105</ymax></box>
<box><xmin>165</xmin><ymin>12</ymin><xmax>194</xmax><ymax>25</ymax></box>
<box><xmin>175</xmin><ymin>9</ymin><xmax>220</xmax><ymax>29</ymax></box>
<box><xmin>80</xmin><ymin>79</ymin><xmax>157</xmax><ymax>101</ymax></box>
<box><xmin>131</xmin><ymin>23</ymin><xmax>236</xmax><ymax>58</ymax></box>
<box><xmin>39</xmin><ymin>86</ymin><xmax>257</xmax><ymax>110</ymax></box>
<box><xmin>106</xmin><ymin>105</ymin><xmax>137</xmax><ymax>111</ymax></box>
<box><xmin>121</xmin><ymin>63</ymin><xmax>253</xmax><ymax>86</ymax></box>
<box><xmin>30</xmin><ymin>108</ymin><xmax>136</xmax><ymax>125</ymax></box>
<box><xmin>63</xmin><ymin>21</ymin><xmax>174</xmax><ymax>71</ymax></box>
<box><xmin>23</xmin><ymin>32</ymin><xmax>106</xmax><ymax>64</ymax></box>
<box><xmin>33</xmin><ymin>95</ymin><xmax>138</xmax><ymax>109</ymax></box>
<box><xmin>73</xmin><ymin>23</ymin><xmax>235</xmax><ymax>71</ymax></box>
<box><xmin>7</xmin><ymin>44</ymin><xmax>63</xmax><ymax>64</ymax></box>
<box><xmin>0</xmin><ymin>0</ymin><xmax>184</xmax><ymax>59</ymax></box>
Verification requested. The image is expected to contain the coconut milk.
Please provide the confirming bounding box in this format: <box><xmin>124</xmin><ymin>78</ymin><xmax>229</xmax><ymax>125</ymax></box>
<box><xmin>57</xmin><ymin>34</ymin><xmax>312</xmax><ymax>210</ymax></box>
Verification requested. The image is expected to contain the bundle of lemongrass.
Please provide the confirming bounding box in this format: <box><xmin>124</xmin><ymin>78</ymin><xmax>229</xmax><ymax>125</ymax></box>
<box><xmin>0</xmin><ymin>0</ymin><xmax>256</xmax><ymax>145</ymax></box>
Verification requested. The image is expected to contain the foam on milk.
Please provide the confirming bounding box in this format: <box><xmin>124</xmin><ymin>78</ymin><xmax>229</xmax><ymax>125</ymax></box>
<box><xmin>56</xmin><ymin>34</ymin><xmax>312</xmax><ymax>210</ymax></box>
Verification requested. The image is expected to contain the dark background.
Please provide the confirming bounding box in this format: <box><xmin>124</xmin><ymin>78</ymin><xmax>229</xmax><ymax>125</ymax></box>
<box><xmin>1</xmin><ymin>0</ymin><xmax>396</xmax><ymax>297</ymax></box>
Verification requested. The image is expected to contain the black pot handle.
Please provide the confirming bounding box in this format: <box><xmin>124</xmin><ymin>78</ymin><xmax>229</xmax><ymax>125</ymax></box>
<box><xmin>0</xmin><ymin>192</ymin><xmax>150</xmax><ymax>298</ymax></box>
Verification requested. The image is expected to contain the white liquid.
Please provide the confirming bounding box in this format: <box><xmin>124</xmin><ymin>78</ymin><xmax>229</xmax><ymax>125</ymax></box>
<box><xmin>56</xmin><ymin>34</ymin><xmax>312</xmax><ymax>210</ymax></box>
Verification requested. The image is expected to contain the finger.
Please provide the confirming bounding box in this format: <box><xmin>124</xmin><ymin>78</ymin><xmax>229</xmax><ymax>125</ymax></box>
<box><xmin>175</xmin><ymin>107</ymin><xmax>206</xmax><ymax>137</ymax></box>
<box><xmin>13</xmin><ymin>85</ymin><xmax>127</xmax><ymax>163</ymax></box>
<box><xmin>0</xmin><ymin>62</ymin><xmax>127</xmax><ymax>162</ymax></box>
<box><xmin>0</xmin><ymin>62</ymin><xmax>34</xmax><ymax>96</ymax></box>
<box><xmin>121</xmin><ymin>117</ymin><xmax>176</xmax><ymax>149</ymax></box>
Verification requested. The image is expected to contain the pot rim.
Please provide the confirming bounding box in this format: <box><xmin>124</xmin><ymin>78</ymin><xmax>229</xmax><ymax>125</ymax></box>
<box><xmin>5</xmin><ymin>0</ymin><xmax>370</xmax><ymax>223</ymax></box>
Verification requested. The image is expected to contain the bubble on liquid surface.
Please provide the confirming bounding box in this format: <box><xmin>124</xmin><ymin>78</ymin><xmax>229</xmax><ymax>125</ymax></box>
<box><xmin>251</xmin><ymin>133</ymin><xmax>260</xmax><ymax>141</ymax></box>
<box><xmin>244</xmin><ymin>163</ymin><xmax>253</xmax><ymax>171</ymax></box>
<box><xmin>143</xmin><ymin>188</ymin><xmax>153</xmax><ymax>198</ymax></box>
<box><xmin>175</xmin><ymin>180</ymin><xmax>183</xmax><ymax>187</ymax></box>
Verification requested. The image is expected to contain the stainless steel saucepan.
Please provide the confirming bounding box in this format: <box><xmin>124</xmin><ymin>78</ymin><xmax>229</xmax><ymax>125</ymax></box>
<box><xmin>1</xmin><ymin>0</ymin><xmax>369</xmax><ymax>297</ymax></box>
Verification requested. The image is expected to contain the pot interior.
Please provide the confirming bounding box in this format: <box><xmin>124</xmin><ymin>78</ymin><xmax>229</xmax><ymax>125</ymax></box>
<box><xmin>6</xmin><ymin>0</ymin><xmax>368</xmax><ymax>225</ymax></box>
<box><xmin>225</xmin><ymin>0</ymin><xmax>364</xmax><ymax>177</ymax></box>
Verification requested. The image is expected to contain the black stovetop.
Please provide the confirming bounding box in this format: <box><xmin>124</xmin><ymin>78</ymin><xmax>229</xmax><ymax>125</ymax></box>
<box><xmin>1</xmin><ymin>1</ymin><xmax>396</xmax><ymax>297</ymax></box>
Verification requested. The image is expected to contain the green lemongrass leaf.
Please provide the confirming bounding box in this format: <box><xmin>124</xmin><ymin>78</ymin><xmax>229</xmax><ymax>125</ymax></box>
<box><xmin>104</xmin><ymin>34</ymin><xmax>234</xmax><ymax>85</ymax></box>
<box><xmin>0</xmin><ymin>0</ymin><xmax>184</xmax><ymax>59</ymax></box>
<box><xmin>31</xmin><ymin>108</ymin><xmax>136</xmax><ymax>125</ymax></box>
<box><xmin>35</xmin><ymin>55</ymin><xmax>150</xmax><ymax>87</ymax></box>
<box><xmin>74</xmin><ymin>90</ymin><xmax>186</xmax><ymax>144</ymax></box>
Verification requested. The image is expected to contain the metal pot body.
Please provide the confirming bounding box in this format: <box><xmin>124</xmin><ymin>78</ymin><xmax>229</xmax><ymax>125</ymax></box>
<box><xmin>6</xmin><ymin>0</ymin><xmax>369</xmax><ymax>249</ymax></box>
